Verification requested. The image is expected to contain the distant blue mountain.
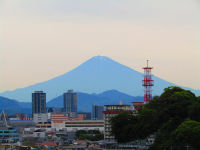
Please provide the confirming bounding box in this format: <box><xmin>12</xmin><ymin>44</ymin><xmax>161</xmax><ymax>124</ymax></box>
<box><xmin>0</xmin><ymin>56</ymin><xmax>199</xmax><ymax>102</ymax></box>
<box><xmin>47</xmin><ymin>90</ymin><xmax>143</xmax><ymax>112</ymax></box>
<box><xmin>0</xmin><ymin>90</ymin><xmax>142</xmax><ymax>114</ymax></box>
<box><xmin>0</xmin><ymin>96</ymin><xmax>31</xmax><ymax>115</ymax></box>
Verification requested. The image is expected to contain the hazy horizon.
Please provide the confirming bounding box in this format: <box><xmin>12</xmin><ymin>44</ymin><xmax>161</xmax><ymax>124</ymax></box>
<box><xmin>0</xmin><ymin>0</ymin><xmax>200</xmax><ymax>92</ymax></box>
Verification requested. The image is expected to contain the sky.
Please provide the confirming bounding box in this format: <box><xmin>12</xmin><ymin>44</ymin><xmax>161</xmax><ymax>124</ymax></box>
<box><xmin>0</xmin><ymin>0</ymin><xmax>200</xmax><ymax>93</ymax></box>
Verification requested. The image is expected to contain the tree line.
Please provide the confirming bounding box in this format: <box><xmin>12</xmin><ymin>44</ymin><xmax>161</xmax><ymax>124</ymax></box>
<box><xmin>111</xmin><ymin>86</ymin><xmax>200</xmax><ymax>150</ymax></box>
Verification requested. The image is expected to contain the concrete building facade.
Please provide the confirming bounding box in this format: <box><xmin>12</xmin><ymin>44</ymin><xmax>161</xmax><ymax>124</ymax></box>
<box><xmin>132</xmin><ymin>102</ymin><xmax>144</xmax><ymax>111</ymax></box>
<box><xmin>78</xmin><ymin>112</ymin><xmax>91</xmax><ymax>120</ymax></box>
<box><xmin>103</xmin><ymin>104</ymin><xmax>131</xmax><ymax>141</ymax></box>
<box><xmin>0</xmin><ymin>127</ymin><xmax>19</xmax><ymax>143</ymax></box>
<box><xmin>51</xmin><ymin>113</ymin><xmax>104</xmax><ymax>131</ymax></box>
<box><xmin>33</xmin><ymin>113</ymin><xmax>48</xmax><ymax>124</ymax></box>
<box><xmin>93</xmin><ymin>104</ymin><xmax>104</xmax><ymax>120</ymax></box>
<box><xmin>64</xmin><ymin>120</ymin><xmax>104</xmax><ymax>132</ymax></box>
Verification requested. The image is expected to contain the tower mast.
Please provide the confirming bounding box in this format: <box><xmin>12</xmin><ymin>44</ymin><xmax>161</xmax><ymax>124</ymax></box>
<box><xmin>142</xmin><ymin>60</ymin><xmax>154</xmax><ymax>103</ymax></box>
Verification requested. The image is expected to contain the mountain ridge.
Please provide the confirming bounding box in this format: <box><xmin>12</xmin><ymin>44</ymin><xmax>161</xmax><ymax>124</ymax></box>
<box><xmin>0</xmin><ymin>89</ymin><xmax>143</xmax><ymax>114</ymax></box>
<box><xmin>0</xmin><ymin>96</ymin><xmax>31</xmax><ymax>115</ymax></box>
<box><xmin>0</xmin><ymin>56</ymin><xmax>199</xmax><ymax>102</ymax></box>
<box><xmin>47</xmin><ymin>89</ymin><xmax>143</xmax><ymax>112</ymax></box>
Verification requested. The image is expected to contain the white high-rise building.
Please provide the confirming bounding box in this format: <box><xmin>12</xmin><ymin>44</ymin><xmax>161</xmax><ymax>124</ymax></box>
<box><xmin>103</xmin><ymin>104</ymin><xmax>131</xmax><ymax>141</ymax></box>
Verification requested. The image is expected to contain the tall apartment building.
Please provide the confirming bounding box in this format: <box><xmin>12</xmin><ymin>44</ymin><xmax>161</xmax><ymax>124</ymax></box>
<box><xmin>93</xmin><ymin>104</ymin><xmax>104</xmax><ymax>120</ymax></box>
<box><xmin>103</xmin><ymin>104</ymin><xmax>131</xmax><ymax>141</ymax></box>
<box><xmin>32</xmin><ymin>91</ymin><xmax>46</xmax><ymax>115</ymax></box>
<box><xmin>63</xmin><ymin>90</ymin><xmax>77</xmax><ymax>117</ymax></box>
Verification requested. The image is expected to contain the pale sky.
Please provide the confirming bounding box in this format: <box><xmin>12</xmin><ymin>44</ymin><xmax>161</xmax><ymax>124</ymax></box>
<box><xmin>0</xmin><ymin>0</ymin><xmax>200</xmax><ymax>93</ymax></box>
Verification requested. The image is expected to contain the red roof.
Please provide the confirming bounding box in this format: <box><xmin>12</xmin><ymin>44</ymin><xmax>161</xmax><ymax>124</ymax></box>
<box><xmin>36</xmin><ymin>142</ymin><xmax>57</xmax><ymax>146</ymax></box>
<box><xmin>73</xmin><ymin>140</ymin><xmax>86</xmax><ymax>144</ymax></box>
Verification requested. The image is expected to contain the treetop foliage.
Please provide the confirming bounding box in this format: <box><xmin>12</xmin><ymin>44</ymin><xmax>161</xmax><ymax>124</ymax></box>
<box><xmin>76</xmin><ymin>130</ymin><xmax>104</xmax><ymax>141</ymax></box>
<box><xmin>110</xmin><ymin>86</ymin><xmax>200</xmax><ymax>150</ymax></box>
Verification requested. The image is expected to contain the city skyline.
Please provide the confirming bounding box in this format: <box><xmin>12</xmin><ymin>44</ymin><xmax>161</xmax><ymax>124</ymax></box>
<box><xmin>0</xmin><ymin>0</ymin><xmax>200</xmax><ymax>93</ymax></box>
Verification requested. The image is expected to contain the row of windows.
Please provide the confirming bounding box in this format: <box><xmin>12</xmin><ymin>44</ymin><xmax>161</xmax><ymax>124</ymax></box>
<box><xmin>36</xmin><ymin>126</ymin><xmax>51</xmax><ymax>128</ymax></box>
<box><xmin>104</xmin><ymin>125</ymin><xmax>111</xmax><ymax>128</ymax></box>
<box><xmin>0</xmin><ymin>131</ymin><xmax>17</xmax><ymax>133</ymax></box>
<box><xmin>65</xmin><ymin>125</ymin><xmax>104</xmax><ymax>127</ymax></box>
<box><xmin>0</xmin><ymin>135</ymin><xmax>19</xmax><ymax>138</ymax></box>
<box><xmin>105</xmin><ymin>114</ymin><xmax>116</xmax><ymax>117</ymax></box>
<box><xmin>65</xmin><ymin>122</ymin><xmax>103</xmax><ymax>124</ymax></box>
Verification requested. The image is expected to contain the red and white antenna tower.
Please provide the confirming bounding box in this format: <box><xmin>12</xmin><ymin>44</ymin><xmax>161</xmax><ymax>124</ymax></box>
<box><xmin>142</xmin><ymin>60</ymin><xmax>154</xmax><ymax>103</ymax></box>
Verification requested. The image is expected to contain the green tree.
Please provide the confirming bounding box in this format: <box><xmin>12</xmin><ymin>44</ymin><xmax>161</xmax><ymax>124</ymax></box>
<box><xmin>110</xmin><ymin>86</ymin><xmax>199</xmax><ymax>149</ymax></box>
<box><xmin>76</xmin><ymin>130</ymin><xmax>104</xmax><ymax>141</ymax></box>
<box><xmin>197</xmin><ymin>96</ymin><xmax>200</xmax><ymax>101</ymax></box>
<box><xmin>188</xmin><ymin>100</ymin><xmax>200</xmax><ymax>121</ymax></box>
<box><xmin>110</xmin><ymin>111</ymin><xmax>137</xmax><ymax>142</ymax></box>
<box><xmin>170</xmin><ymin>119</ymin><xmax>200</xmax><ymax>150</ymax></box>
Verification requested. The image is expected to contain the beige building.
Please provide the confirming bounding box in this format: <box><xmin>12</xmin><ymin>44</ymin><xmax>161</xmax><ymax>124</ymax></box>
<box><xmin>33</xmin><ymin>113</ymin><xmax>48</xmax><ymax>124</ymax></box>
<box><xmin>51</xmin><ymin>113</ymin><xmax>69</xmax><ymax>130</ymax></box>
<box><xmin>64</xmin><ymin>120</ymin><xmax>104</xmax><ymax>131</ymax></box>
<box><xmin>51</xmin><ymin>113</ymin><xmax>104</xmax><ymax>131</ymax></box>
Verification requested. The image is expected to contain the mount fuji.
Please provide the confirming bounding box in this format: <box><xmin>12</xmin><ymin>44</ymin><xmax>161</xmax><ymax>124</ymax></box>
<box><xmin>0</xmin><ymin>56</ymin><xmax>199</xmax><ymax>102</ymax></box>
